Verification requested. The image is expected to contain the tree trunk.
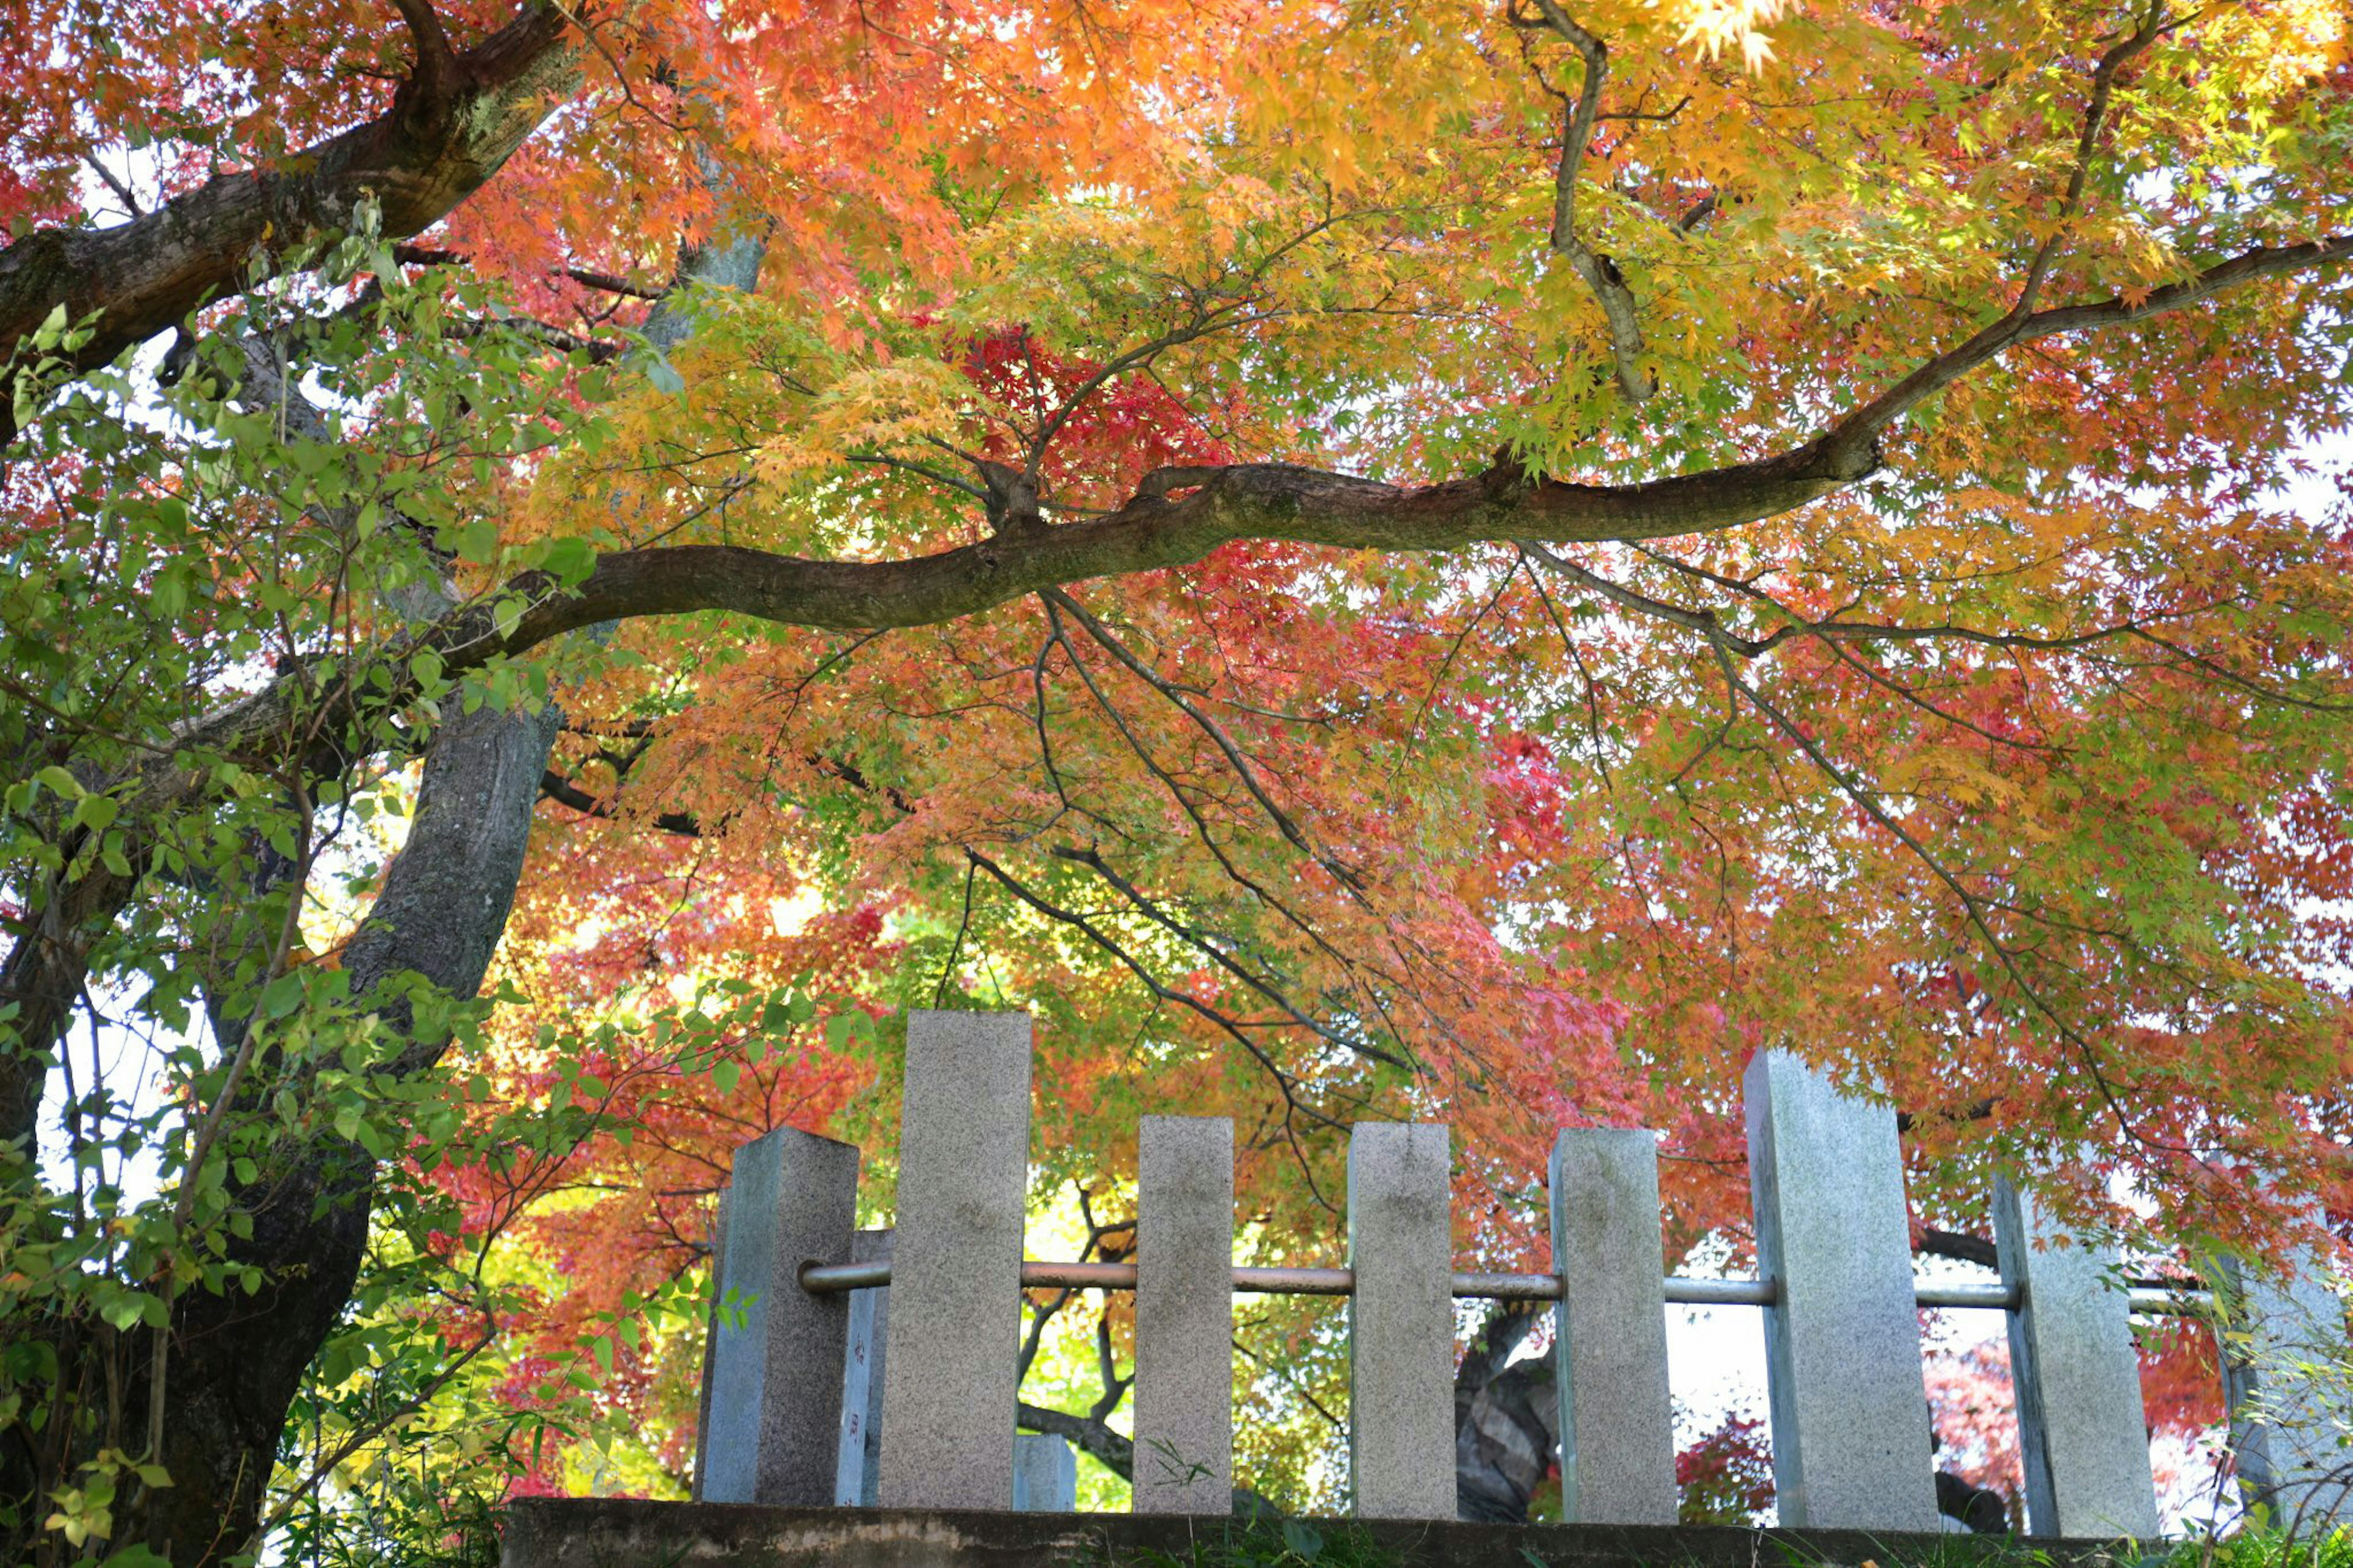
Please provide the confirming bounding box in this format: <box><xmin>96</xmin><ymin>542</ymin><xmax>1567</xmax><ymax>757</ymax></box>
<box><xmin>132</xmin><ymin>694</ymin><xmax>561</xmax><ymax>1560</ymax></box>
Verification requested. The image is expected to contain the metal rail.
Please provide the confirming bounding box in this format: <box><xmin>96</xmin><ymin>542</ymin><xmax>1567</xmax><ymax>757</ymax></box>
<box><xmin>796</xmin><ymin>1259</ymin><xmax>2214</xmax><ymax>1315</ymax></box>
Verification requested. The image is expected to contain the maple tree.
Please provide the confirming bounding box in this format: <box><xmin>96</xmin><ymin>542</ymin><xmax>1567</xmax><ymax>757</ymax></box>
<box><xmin>3</xmin><ymin>0</ymin><xmax>2352</xmax><ymax>1557</ymax></box>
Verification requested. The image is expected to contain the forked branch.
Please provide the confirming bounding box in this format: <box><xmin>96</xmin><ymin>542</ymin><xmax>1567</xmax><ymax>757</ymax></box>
<box><xmin>1521</xmin><ymin>0</ymin><xmax>1654</xmax><ymax>402</ymax></box>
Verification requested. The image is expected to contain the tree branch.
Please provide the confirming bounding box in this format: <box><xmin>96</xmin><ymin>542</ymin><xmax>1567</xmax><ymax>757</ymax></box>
<box><xmin>539</xmin><ymin>769</ymin><xmax>702</xmax><ymax>836</ymax></box>
<box><xmin>0</xmin><ymin>0</ymin><xmax>582</xmax><ymax>423</ymax></box>
<box><xmin>5</xmin><ymin>224</ymin><xmax>2344</xmax><ymax>1154</ymax></box>
<box><xmin>1523</xmin><ymin>0</ymin><xmax>1654</xmax><ymax>402</ymax></box>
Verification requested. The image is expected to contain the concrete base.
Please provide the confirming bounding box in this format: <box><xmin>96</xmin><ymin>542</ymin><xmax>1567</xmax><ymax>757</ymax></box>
<box><xmin>501</xmin><ymin>1500</ymin><xmax>2143</xmax><ymax>1568</ymax></box>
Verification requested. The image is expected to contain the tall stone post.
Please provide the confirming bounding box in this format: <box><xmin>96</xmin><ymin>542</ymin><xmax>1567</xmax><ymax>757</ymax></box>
<box><xmin>833</xmin><ymin>1228</ymin><xmax>893</xmax><ymax>1507</ymax></box>
<box><xmin>877</xmin><ymin>1010</ymin><xmax>1034</xmax><ymax>1509</ymax></box>
<box><xmin>691</xmin><ymin>1185</ymin><xmax>730</xmax><ymax>1504</ymax></box>
<box><xmin>2224</xmin><ymin>1251</ymin><xmax>2353</xmax><ymax>1526</ymax></box>
<box><xmin>1993</xmin><ymin>1181</ymin><xmax>2159</xmax><ymax>1539</ymax></box>
<box><xmin>1743</xmin><ymin>1050</ymin><xmax>1940</xmax><ymax>1530</ymax></box>
<box><xmin>1550</xmin><ymin>1127</ymin><xmax>1677</xmax><ymax>1523</ymax></box>
<box><xmin>1347</xmin><ymin>1121</ymin><xmax>1455</xmax><ymax>1519</ymax></box>
<box><xmin>1134</xmin><ymin>1116</ymin><xmax>1235</xmax><ymax>1513</ymax></box>
<box><xmin>697</xmin><ymin>1125</ymin><xmax>862</xmax><ymax>1505</ymax></box>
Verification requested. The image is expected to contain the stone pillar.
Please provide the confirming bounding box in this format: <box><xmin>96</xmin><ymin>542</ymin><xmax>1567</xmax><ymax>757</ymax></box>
<box><xmin>1993</xmin><ymin>1181</ymin><xmax>2159</xmax><ymax>1539</ymax></box>
<box><xmin>1134</xmin><ymin>1116</ymin><xmax>1235</xmax><ymax>1513</ymax></box>
<box><xmin>1347</xmin><ymin>1121</ymin><xmax>1455</xmax><ymax>1520</ymax></box>
<box><xmin>1013</xmin><ymin>1433</ymin><xmax>1079</xmax><ymax>1511</ymax></box>
<box><xmin>691</xmin><ymin>1185</ymin><xmax>730</xmax><ymax>1504</ymax></box>
<box><xmin>699</xmin><ymin>1125</ymin><xmax>862</xmax><ymax>1505</ymax></box>
<box><xmin>2224</xmin><ymin>1251</ymin><xmax>2353</xmax><ymax>1525</ymax></box>
<box><xmin>834</xmin><ymin>1228</ymin><xmax>893</xmax><ymax>1507</ymax></box>
<box><xmin>877</xmin><ymin>1010</ymin><xmax>1034</xmax><ymax>1510</ymax></box>
<box><xmin>1550</xmin><ymin>1127</ymin><xmax>1677</xmax><ymax>1524</ymax></box>
<box><xmin>1743</xmin><ymin>1050</ymin><xmax>1939</xmax><ymax>1531</ymax></box>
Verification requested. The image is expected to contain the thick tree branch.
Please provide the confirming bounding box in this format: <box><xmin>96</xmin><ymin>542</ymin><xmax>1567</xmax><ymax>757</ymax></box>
<box><xmin>0</xmin><ymin>0</ymin><xmax>582</xmax><ymax>417</ymax></box>
<box><xmin>1017</xmin><ymin>1401</ymin><xmax>1135</xmax><ymax>1479</ymax></box>
<box><xmin>5</xmin><ymin>224</ymin><xmax>2344</xmax><ymax>1159</ymax></box>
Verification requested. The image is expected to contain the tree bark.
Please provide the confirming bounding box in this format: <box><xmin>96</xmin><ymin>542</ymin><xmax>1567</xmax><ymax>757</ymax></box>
<box><xmin>112</xmin><ymin>229</ymin><xmax>765</xmax><ymax>1564</ymax></box>
<box><xmin>124</xmin><ymin>692</ymin><xmax>563</xmax><ymax>1561</ymax></box>
<box><xmin>0</xmin><ymin>0</ymin><xmax>580</xmax><ymax>439</ymax></box>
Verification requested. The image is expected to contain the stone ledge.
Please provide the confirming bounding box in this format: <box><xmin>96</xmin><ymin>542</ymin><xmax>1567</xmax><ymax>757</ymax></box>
<box><xmin>501</xmin><ymin>1499</ymin><xmax>2145</xmax><ymax>1568</ymax></box>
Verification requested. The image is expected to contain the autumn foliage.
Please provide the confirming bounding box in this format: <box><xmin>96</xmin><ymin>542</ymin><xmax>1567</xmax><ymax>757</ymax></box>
<box><xmin>2</xmin><ymin>0</ymin><xmax>2351</xmax><ymax>1555</ymax></box>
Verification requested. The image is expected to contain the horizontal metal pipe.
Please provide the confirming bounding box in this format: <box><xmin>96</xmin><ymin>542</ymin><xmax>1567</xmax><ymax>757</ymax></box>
<box><xmin>802</xmin><ymin>1258</ymin><xmax>893</xmax><ymax>1292</ymax></box>
<box><xmin>798</xmin><ymin>1259</ymin><xmax>2218</xmax><ymax>1317</ymax></box>
<box><xmin>1451</xmin><ymin>1271</ymin><xmax>1563</xmax><ymax>1301</ymax></box>
<box><xmin>1914</xmin><ymin>1281</ymin><xmax>2019</xmax><ymax>1311</ymax></box>
<box><xmin>1236</xmin><ymin>1265</ymin><xmax>1353</xmax><ymax>1296</ymax></box>
<box><xmin>1023</xmin><ymin>1260</ymin><xmax>1137</xmax><ymax>1291</ymax></box>
<box><xmin>1663</xmin><ymin>1276</ymin><xmax>1776</xmax><ymax>1307</ymax></box>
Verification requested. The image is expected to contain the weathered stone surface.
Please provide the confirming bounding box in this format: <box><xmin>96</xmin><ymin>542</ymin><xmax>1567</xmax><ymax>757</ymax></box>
<box><xmin>1993</xmin><ymin>1182</ymin><xmax>2159</xmax><ymax>1539</ymax></box>
<box><xmin>837</xmin><ymin>1229</ymin><xmax>895</xmax><ymax>1507</ymax></box>
<box><xmin>1743</xmin><ymin>1050</ymin><xmax>1939</xmax><ymax>1531</ymax></box>
<box><xmin>1550</xmin><ymin>1127</ymin><xmax>1677</xmax><ymax>1524</ymax></box>
<box><xmin>878</xmin><ymin>1010</ymin><xmax>1034</xmax><ymax>1510</ymax></box>
<box><xmin>1348</xmin><ymin>1121</ymin><xmax>1455</xmax><ymax>1520</ymax></box>
<box><xmin>700</xmin><ymin>1126</ymin><xmax>862</xmax><ymax>1506</ymax></box>
<box><xmin>504</xmin><ymin>1498</ymin><xmax>2146</xmax><ymax>1568</ymax></box>
<box><xmin>691</xmin><ymin>1183</ymin><xmax>730</xmax><ymax>1503</ymax></box>
<box><xmin>2224</xmin><ymin>1251</ymin><xmax>2353</xmax><ymax>1524</ymax></box>
<box><xmin>1134</xmin><ymin>1116</ymin><xmax>1235</xmax><ymax>1514</ymax></box>
<box><xmin>1014</xmin><ymin>1434</ymin><xmax>1079</xmax><ymax>1511</ymax></box>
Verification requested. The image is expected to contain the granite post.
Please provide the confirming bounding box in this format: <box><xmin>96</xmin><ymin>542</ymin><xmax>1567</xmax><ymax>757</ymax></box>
<box><xmin>698</xmin><ymin>1126</ymin><xmax>862</xmax><ymax>1506</ymax></box>
<box><xmin>1013</xmin><ymin>1434</ymin><xmax>1079</xmax><ymax>1511</ymax></box>
<box><xmin>1348</xmin><ymin>1121</ymin><xmax>1455</xmax><ymax>1520</ymax></box>
<box><xmin>1743</xmin><ymin>1050</ymin><xmax>1939</xmax><ymax>1530</ymax></box>
<box><xmin>1993</xmin><ymin>1181</ymin><xmax>2159</xmax><ymax>1539</ymax></box>
<box><xmin>2224</xmin><ymin>1251</ymin><xmax>2353</xmax><ymax>1526</ymax></box>
<box><xmin>691</xmin><ymin>1184</ymin><xmax>730</xmax><ymax>1503</ymax></box>
<box><xmin>1134</xmin><ymin>1116</ymin><xmax>1235</xmax><ymax>1513</ymax></box>
<box><xmin>1550</xmin><ymin>1127</ymin><xmax>1677</xmax><ymax>1524</ymax></box>
<box><xmin>877</xmin><ymin>1010</ymin><xmax>1034</xmax><ymax>1510</ymax></box>
<box><xmin>833</xmin><ymin>1228</ymin><xmax>893</xmax><ymax>1507</ymax></box>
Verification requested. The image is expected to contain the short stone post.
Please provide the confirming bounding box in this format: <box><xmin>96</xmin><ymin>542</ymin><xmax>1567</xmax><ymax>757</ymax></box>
<box><xmin>1550</xmin><ymin>1127</ymin><xmax>1677</xmax><ymax>1524</ymax></box>
<box><xmin>1743</xmin><ymin>1050</ymin><xmax>1940</xmax><ymax>1530</ymax></box>
<box><xmin>1134</xmin><ymin>1116</ymin><xmax>1235</xmax><ymax>1513</ymax></box>
<box><xmin>1347</xmin><ymin>1121</ymin><xmax>1455</xmax><ymax>1520</ymax></box>
<box><xmin>2224</xmin><ymin>1251</ymin><xmax>2353</xmax><ymax>1526</ymax></box>
<box><xmin>697</xmin><ymin>1125</ymin><xmax>862</xmax><ymax>1505</ymax></box>
<box><xmin>1993</xmin><ymin>1181</ymin><xmax>2159</xmax><ymax>1539</ymax></box>
<box><xmin>1013</xmin><ymin>1433</ymin><xmax>1079</xmax><ymax>1510</ymax></box>
<box><xmin>877</xmin><ymin>1010</ymin><xmax>1034</xmax><ymax>1510</ymax></box>
<box><xmin>833</xmin><ymin>1228</ymin><xmax>893</xmax><ymax>1507</ymax></box>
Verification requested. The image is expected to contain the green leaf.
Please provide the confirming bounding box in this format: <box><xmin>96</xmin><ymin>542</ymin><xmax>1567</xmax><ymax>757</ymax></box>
<box><xmin>100</xmin><ymin>1545</ymin><xmax>173</xmax><ymax>1568</ymax></box>
<box><xmin>453</xmin><ymin>517</ymin><xmax>499</xmax><ymax>562</ymax></box>
<box><xmin>259</xmin><ymin>972</ymin><xmax>306</xmax><ymax>1020</ymax></box>
<box><xmin>542</xmin><ymin>536</ymin><xmax>597</xmax><ymax>586</ymax></box>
